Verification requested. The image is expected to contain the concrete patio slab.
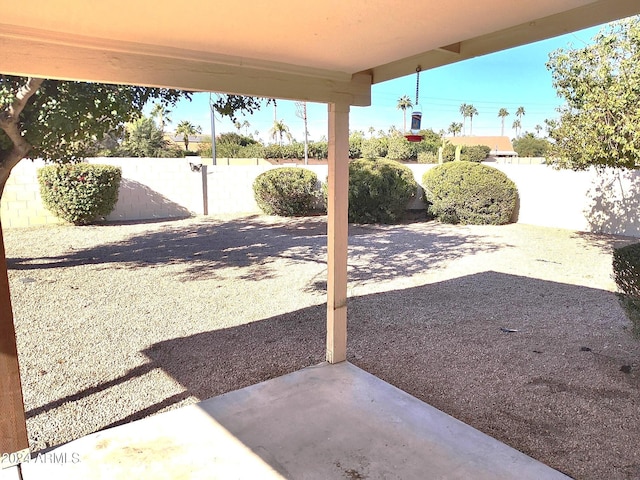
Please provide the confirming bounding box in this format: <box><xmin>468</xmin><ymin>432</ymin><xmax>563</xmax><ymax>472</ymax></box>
<box><xmin>20</xmin><ymin>362</ymin><xmax>570</xmax><ymax>479</ymax></box>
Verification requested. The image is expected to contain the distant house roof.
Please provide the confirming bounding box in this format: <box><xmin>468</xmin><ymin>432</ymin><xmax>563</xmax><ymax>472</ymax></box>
<box><xmin>445</xmin><ymin>136</ymin><xmax>517</xmax><ymax>157</ymax></box>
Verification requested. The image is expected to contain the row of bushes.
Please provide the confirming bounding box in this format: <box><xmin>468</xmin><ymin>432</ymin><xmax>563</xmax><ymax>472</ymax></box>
<box><xmin>199</xmin><ymin>131</ymin><xmax>490</xmax><ymax>163</ymax></box>
<box><xmin>37</xmin><ymin>159</ymin><xmax>516</xmax><ymax>227</ymax></box>
<box><xmin>253</xmin><ymin>160</ymin><xmax>518</xmax><ymax>225</ymax></box>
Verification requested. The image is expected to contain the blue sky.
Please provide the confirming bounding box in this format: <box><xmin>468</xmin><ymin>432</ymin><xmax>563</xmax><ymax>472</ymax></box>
<box><xmin>160</xmin><ymin>23</ymin><xmax>603</xmax><ymax>142</ymax></box>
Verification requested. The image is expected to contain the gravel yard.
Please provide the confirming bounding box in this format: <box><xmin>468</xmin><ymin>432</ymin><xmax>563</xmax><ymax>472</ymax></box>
<box><xmin>4</xmin><ymin>214</ymin><xmax>640</xmax><ymax>479</ymax></box>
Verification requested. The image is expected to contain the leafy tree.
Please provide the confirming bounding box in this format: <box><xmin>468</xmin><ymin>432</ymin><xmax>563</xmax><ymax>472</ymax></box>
<box><xmin>396</xmin><ymin>95</ymin><xmax>413</xmax><ymax>133</ymax></box>
<box><xmin>0</xmin><ymin>76</ymin><xmax>267</xmax><ymax>196</ymax></box>
<box><xmin>386</xmin><ymin>135</ymin><xmax>416</xmax><ymax>161</ymax></box>
<box><xmin>218</xmin><ymin>132</ymin><xmax>258</xmax><ymax>147</ymax></box>
<box><xmin>546</xmin><ymin>16</ymin><xmax>640</xmax><ymax>170</ymax></box>
<box><xmin>448</xmin><ymin>122</ymin><xmax>462</xmax><ymax>136</ymax></box>
<box><xmin>513</xmin><ymin>133</ymin><xmax>551</xmax><ymax>157</ymax></box>
<box><xmin>209</xmin><ymin>95</ymin><xmax>265</xmax><ymax>123</ymax></box>
<box><xmin>0</xmin><ymin>76</ymin><xmax>189</xmax><ymax>195</ymax></box>
<box><xmin>174</xmin><ymin>121</ymin><xmax>201</xmax><ymax>151</ymax></box>
<box><xmin>349</xmin><ymin>130</ymin><xmax>365</xmax><ymax>159</ymax></box>
<box><xmin>119</xmin><ymin>116</ymin><xmax>175</xmax><ymax>157</ymax></box>
<box><xmin>498</xmin><ymin>108</ymin><xmax>510</xmax><ymax>136</ymax></box>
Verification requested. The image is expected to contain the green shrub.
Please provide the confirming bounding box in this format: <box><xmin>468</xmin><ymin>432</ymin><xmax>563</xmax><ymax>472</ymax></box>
<box><xmin>38</xmin><ymin>163</ymin><xmax>122</xmax><ymax>225</ymax></box>
<box><xmin>442</xmin><ymin>143</ymin><xmax>457</xmax><ymax>162</ymax></box>
<box><xmin>417</xmin><ymin>151</ymin><xmax>438</xmax><ymax>164</ymax></box>
<box><xmin>422</xmin><ymin>162</ymin><xmax>517</xmax><ymax>225</ymax></box>
<box><xmin>613</xmin><ymin>243</ymin><xmax>640</xmax><ymax>337</ymax></box>
<box><xmin>463</xmin><ymin>145</ymin><xmax>491</xmax><ymax>162</ymax></box>
<box><xmin>361</xmin><ymin>137</ymin><xmax>388</xmax><ymax>159</ymax></box>
<box><xmin>253</xmin><ymin>167</ymin><xmax>319</xmax><ymax>216</ymax></box>
<box><xmin>348</xmin><ymin>159</ymin><xmax>417</xmax><ymax>224</ymax></box>
<box><xmin>513</xmin><ymin>133</ymin><xmax>550</xmax><ymax>157</ymax></box>
<box><xmin>238</xmin><ymin>143</ymin><xmax>266</xmax><ymax>158</ymax></box>
<box><xmin>386</xmin><ymin>136</ymin><xmax>418</xmax><ymax>161</ymax></box>
<box><xmin>614</xmin><ymin>244</ymin><xmax>640</xmax><ymax>297</ymax></box>
<box><xmin>441</xmin><ymin>144</ymin><xmax>490</xmax><ymax>163</ymax></box>
<box><xmin>282</xmin><ymin>142</ymin><xmax>305</xmax><ymax>159</ymax></box>
<box><xmin>349</xmin><ymin>131</ymin><xmax>365</xmax><ymax>159</ymax></box>
<box><xmin>308</xmin><ymin>141</ymin><xmax>328</xmax><ymax>159</ymax></box>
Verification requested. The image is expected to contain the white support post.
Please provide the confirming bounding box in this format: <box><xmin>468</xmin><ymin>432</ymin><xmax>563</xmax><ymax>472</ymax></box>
<box><xmin>326</xmin><ymin>101</ymin><xmax>349</xmax><ymax>364</ymax></box>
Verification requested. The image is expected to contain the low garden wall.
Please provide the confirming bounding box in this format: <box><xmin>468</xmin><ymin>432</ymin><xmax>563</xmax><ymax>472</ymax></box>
<box><xmin>1</xmin><ymin>158</ymin><xmax>639</xmax><ymax>238</ymax></box>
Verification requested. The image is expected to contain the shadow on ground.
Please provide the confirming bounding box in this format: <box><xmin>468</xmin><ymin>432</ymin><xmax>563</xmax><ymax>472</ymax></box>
<box><xmin>25</xmin><ymin>271</ymin><xmax>639</xmax><ymax>478</ymax></box>
<box><xmin>7</xmin><ymin>216</ymin><xmax>505</xmax><ymax>286</ymax></box>
<box><xmin>127</xmin><ymin>271</ymin><xmax>636</xmax><ymax>480</ymax></box>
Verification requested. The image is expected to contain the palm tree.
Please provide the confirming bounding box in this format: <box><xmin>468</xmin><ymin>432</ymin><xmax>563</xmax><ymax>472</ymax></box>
<box><xmin>151</xmin><ymin>102</ymin><xmax>171</xmax><ymax>133</ymax></box>
<box><xmin>175</xmin><ymin>120</ymin><xmax>201</xmax><ymax>151</ymax></box>
<box><xmin>396</xmin><ymin>95</ymin><xmax>413</xmax><ymax>133</ymax></box>
<box><xmin>534</xmin><ymin>124</ymin><xmax>543</xmax><ymax>137</ymax></box>
<box><xmin>368</xmin><ymin>126</ymin><xmax>376</xmax><ymax>138</ymax></box>
<box><xmin>512</xmin><ymin>119</ymin><xmax>522</xmax><ymax>137</ymax></box>
<box><xmin>388</xmin><ymin>125</ymin><xmax>401</xmax><ymax>136</ymax></box>
<box><xmin>448</xmin><ymin>122</ymin><xmax>462</xmax><ymax>137</ymax></box>
<box><xmin>241</xmin><ymin>120</ymin><xmax>250</xmax><ymax>135</ymax></box>
<box><xmin>459</xmin><ymin>103</ymin><xmax>469</xmax><ymax>135</ymax></box>
<box><xmin>516</xmin><ymin>106</ymin><xmax>525</xmax><ymax>131</ymax></box>
<box><xmin>498</xmin><ymin>108</ymin><xmax>509</xmax><ymax>136</ymax></box>
<box><xmin>269</xmin><ymin>120</ymin><xmax>293</xmax><ymax>147</ymax></box>
<box><xmin>467</xmin><ymin>105</ymin><xmax>478</xmax><ymax>135</ymax></box>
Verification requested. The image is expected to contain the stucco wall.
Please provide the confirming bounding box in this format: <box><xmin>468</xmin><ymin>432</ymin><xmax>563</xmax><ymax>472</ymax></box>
<box><xmin>2</xmin><ymin>159</ymin><xmax>639</xmax><ymax>238</ymax></box>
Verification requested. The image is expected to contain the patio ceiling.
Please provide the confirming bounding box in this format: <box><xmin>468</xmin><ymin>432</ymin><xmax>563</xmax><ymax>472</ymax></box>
<box><xmin>2</xmin><ymin>0</ymin><xmax>639</xmax><ymax>105</ymax></box>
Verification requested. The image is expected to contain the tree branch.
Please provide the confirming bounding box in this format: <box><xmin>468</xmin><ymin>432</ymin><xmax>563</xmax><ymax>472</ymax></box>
<box><xmin>0</xmin><ymin>77</ymin><xmax>44</xmax><ymax>191</ymax></box>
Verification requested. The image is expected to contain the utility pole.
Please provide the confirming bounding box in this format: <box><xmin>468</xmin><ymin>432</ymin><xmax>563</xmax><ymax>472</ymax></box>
<box><xmin>295</xmin><ymin>101</ymin><xmax>309</xmax><ymax>165</ymax></box>
<box><xmin>209</xmin><ymin>93</ymin><xmax>217</xmax><ymax>166</ymax></box>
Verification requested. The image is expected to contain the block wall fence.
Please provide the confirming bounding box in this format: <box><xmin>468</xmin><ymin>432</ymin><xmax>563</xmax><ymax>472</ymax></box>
<box><xmin>1</xmin><ymin>158</ymin><xmax>639</xmax><ymax>238</ymax></box>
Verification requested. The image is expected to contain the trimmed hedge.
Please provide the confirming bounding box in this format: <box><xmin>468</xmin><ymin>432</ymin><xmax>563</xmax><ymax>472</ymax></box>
<box><xmin>613</xmin><ymin>243</ymin><xmax>640</xmax><ymax>337</ymax></box>
<box><xmin>348</xmin><ymin>158</ymin><xmax>417</xmax><ymax>224</ymax></box>
<box><xmin>442</xmin><ymin>144</ymin><xmax>491</xmax><ymax>163</ymax></box>
<box><xmin>253</xmin><ymin>167</ymin><xmax>319</xmax><ymax>216</ymax></box>
<box><xmin>422</xmin><ymin>162</ymin><xmax>517</xmax><ymax>225</ymax></box>
<box><xmin>38</xmin><ymin>163</ymin><xmax>121</xmax><ymax>225</ymax></box>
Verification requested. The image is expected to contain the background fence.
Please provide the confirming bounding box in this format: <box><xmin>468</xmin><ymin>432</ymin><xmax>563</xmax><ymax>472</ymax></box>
<box><xmin>1</xmin><ymin>158</ymin><xmax>639</xmax><ymax>238</ymax></box>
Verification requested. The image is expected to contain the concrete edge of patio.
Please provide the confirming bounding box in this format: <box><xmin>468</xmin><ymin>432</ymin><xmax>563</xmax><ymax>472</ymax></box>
<box><xmin>19</xmin><ymin>362</ymin><xmax>570</xmax><ymax>480</ymax></box>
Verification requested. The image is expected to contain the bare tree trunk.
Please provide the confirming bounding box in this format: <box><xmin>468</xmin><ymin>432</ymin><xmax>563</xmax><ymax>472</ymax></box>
<box><xmin>0</xmin><ymin>149</ymin><xmax>25</xmax><ymax>198</ymax></box>
<box><xmin>0</xmin><ymin>77</ymin><xmax>43</xmax><ymax>198</ymax></box>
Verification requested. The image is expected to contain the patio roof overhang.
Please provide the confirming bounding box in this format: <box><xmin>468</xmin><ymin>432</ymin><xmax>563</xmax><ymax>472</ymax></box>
<box><xmin>1</xmin><ymin>1</ymin><xmax>639</xmax><ymax>105</ymax></box>
<box><xmin>2</xmin><ymin>0</ymin><xmax>640</xmax><ymax>466</ymax></box>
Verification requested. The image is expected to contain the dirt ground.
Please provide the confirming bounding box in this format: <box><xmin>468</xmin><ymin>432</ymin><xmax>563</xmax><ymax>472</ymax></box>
<box><xmin>4</xmin><ymin>214</ymin><xmax>640</xmax><ymax>479</ymax></box>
